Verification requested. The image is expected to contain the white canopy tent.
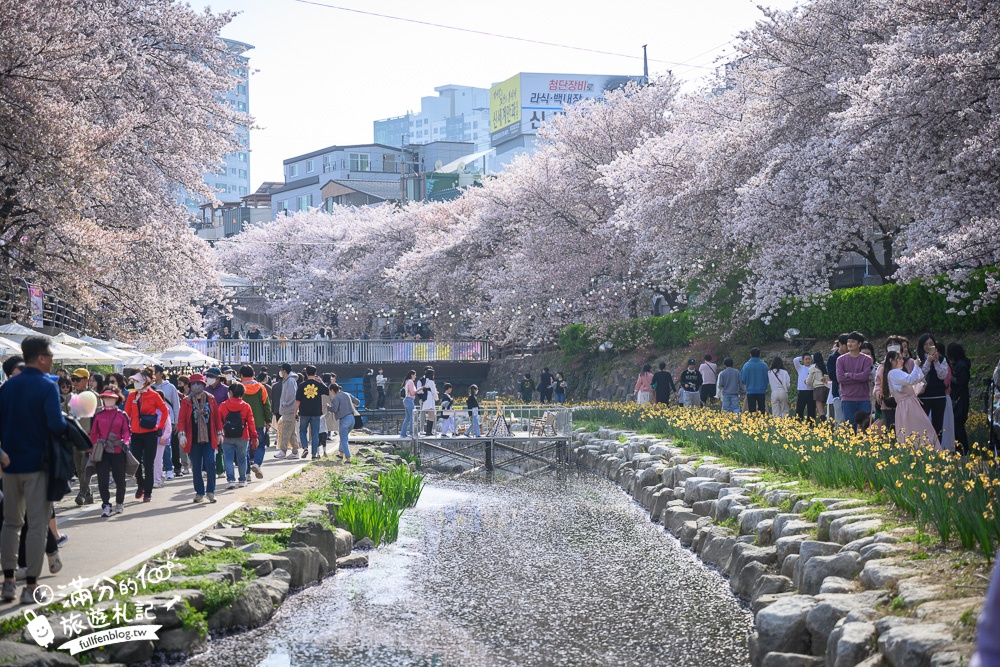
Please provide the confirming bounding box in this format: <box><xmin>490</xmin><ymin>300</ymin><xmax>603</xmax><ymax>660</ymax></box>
<box><xmin>0</xmin><ymin>323</ymin><xmax>42</xmax><ymax>339</ymax></box>
<box><xmin>154</xmin><ymin>344</ymin><xmax>220</xmax><ymax>368</ymax></box>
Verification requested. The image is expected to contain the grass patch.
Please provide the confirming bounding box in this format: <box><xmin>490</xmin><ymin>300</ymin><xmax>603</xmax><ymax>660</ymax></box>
<box><xmin>178</xmin><ymin>601</ymin><xmax>208</xmax><ymax>638</ymax></box>
<box><xmin>0</xmin><ymin>613</ymin><xmax>29</xmax><ymax>639</ymax></box>
<box><xmin>178</xmin><ymin>548</ymin><xmax>251</xmax><ymax>575</ymax></box>
<box><xmin>803</xmin><ymin>501</ymin><xmax>828</xmax><ymax>523</ymax></box>
<box><xmin>200</xmin><ymin>580</ymin><xmax>249</xmax><ymax>617</ymax></box>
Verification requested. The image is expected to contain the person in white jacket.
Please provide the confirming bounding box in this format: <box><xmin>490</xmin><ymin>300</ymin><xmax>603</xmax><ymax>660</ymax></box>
<box><xmin>417</xmin><ymin>368</ymin><xmax>439</xmax><ymax>436</ymax></box>
<box><xmin>767</xmin><ymin>357</ymin><xmax>791</xmax><ymax>418</ymax></box>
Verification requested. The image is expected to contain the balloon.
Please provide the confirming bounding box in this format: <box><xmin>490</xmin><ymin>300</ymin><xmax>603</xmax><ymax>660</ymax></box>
<box><xmin>69</xmin><ymin>391</ymin><xmax>98</xmax><ymax>419</ymax></box>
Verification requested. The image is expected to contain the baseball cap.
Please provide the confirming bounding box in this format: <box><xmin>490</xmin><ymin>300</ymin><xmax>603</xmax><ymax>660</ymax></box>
<box><xmin>205</xmin><ymin>367</ymin><xmax>222</xmax><ymax>378</ymax></box>
<box><xmin>71</xmin><ymin>368</ymin><xmax>90</xmax><ymax>380</ymax></box>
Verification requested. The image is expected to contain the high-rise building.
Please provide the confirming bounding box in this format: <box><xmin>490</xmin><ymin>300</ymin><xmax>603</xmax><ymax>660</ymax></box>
<box><xmin>374</xmin><ymin>84</ymin><xmax>491</xmax><ymax>156</ymax></box>
<box><xmin>183</xmin><ymin>38</ymin><xmax>253</xmax><ymax>218</ymax></box>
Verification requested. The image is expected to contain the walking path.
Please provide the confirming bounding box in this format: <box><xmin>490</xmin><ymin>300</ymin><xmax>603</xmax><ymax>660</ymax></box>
<box><xmin>0</xmin><ymin>450</ymin><xmax>311</xmax><ymax>618</ymax></box>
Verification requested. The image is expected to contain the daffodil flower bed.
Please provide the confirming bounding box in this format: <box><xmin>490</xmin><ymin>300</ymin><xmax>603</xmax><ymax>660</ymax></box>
<box><xmin>576</xmin><ymin>402</ymin><xmax>1000</xmax><ymax>560</ymax></box>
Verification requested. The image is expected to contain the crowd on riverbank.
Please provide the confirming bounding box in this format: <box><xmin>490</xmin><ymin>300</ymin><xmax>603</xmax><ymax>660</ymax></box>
<box><xmin>0</xmin><ymin>335</ymin><xmax>418</xmax><ymax>606</ymax></box>
<box><xmin>631</xmin><ymin>332</ymin><xmax>981</xmax><ymax>454</ymax></box>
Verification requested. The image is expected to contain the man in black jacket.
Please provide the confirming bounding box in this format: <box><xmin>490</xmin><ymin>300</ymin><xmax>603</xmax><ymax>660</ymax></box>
<box><xmin>652</xmin><ymin>362</ymin><xmax>676</xmax><ymax>405</ymax></box>
<box><xmin>680</xmin><ymin>359</ymin><xmax>703</xmax><ymax>407</ymax></box>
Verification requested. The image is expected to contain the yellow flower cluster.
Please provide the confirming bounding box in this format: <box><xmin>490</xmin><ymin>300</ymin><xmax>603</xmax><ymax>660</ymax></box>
<box><xmin>577</xmin><ymin>402</ymin><xmax>1000</xmax><ymax>559</ymax></box>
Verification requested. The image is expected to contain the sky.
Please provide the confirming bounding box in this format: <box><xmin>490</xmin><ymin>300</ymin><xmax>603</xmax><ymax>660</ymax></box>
<box><xmin>205</xmin><ymin>0</ymin><xmax>802</xmax><ymax>185</ymax></box>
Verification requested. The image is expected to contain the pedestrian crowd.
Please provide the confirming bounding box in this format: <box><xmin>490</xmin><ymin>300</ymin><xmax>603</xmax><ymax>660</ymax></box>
<box><xmin>632</xmin><ymin>332</ymin><xmax>973</xmax><ymax>453</ymax></box>
<box><xmin>0</xmin><ymin>336</ymin><xmax>371</xmax><ymax>605</ymax></box>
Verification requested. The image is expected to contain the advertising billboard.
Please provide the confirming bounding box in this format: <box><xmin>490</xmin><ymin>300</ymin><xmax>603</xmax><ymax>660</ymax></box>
<box><xmin>489</xmin><ymin>72</ymin><xmax>643</xmax><ymax>144</ymax></box>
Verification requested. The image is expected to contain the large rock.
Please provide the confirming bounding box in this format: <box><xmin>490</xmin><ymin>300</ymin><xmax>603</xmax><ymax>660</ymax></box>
<box><xmin>663</xmin><ymin>507</ymin><xmax>701</xmax><ymax>536</ymax></box>
<box><xmin>761</xmin><ymin>654</ymin><xmax>823</xmax><ymax>667</ymax></box>
<box><xmin>805</xmin><ymin>591</ymin><xmax>887</xmax><ymax>655</ymax></box>
<box><xmin>772</xmin><ymin>514</ymin><xmax>801</xmax><ymax>539</ymax></box>
<box><xmin>337</xmin><ymin>553</ymin><xmax>369</xmax><ymax>568</ymax></box>
<box><xmin>897</xmin><ymin>579</ymin><xmax>949</xmax><ymax>608</ymax></box>
<box><xmin>290</xmin><ymin>522</ymin><xmax>340</xmax><ymax>567</ymax></box>
<box><xmin>779</xmin><ymin>520</ymin><xmax>818</xmax><ymax>540</ymax></box>
<box><xmin>730</xmin><ymin>543</ymin><xmax>778</xmax><ymax>583</ymax></box>
<box><xmin>650</xmin><ymin>488</ymin><xmax>674</xmax><ymax>522</ymax></box>
<box><xmin>692</xmin><ymin>480</ymin><xmax>728</xmax><ymax>504</ymax></box>
<box><xmin>752</xmin><ymin>575</ymin><xmax>794</xmax><ymax>604</ymax></box>
<box><xmin>877</xmin><ymin>623</ymin><xmax>953</xmax><ymax>667</ymax></box>
<box><xmin>781</xmin><ymin>554</ymin><xmax>799</xmax><ymax>580</ymax></box>
<box><xmin>157</xmin><ymin>626</ymin><xmax>208</xmax><ymax>655</ymax></box>
<box><xmin>246</xmin><ymin>552</ymin><xmax>292</xmax><ymax>578</ymax></box>
<box><xmin>819</xmin><ymin>577</ymin><xmax>857</xmax><ymax>594</ymax></box>
<box><xmin>827</xmin><ymin>621</ymin><xmax>876</xmax><ymax>667</ymax></box>
<box><xmin>701</xmin><ymin>530</ymin><xmax>739</xmax><ymax>575</ymax></box>
<box><xmin>752</xmin><ymin>595</ymin><xmax>818</xmax><ymax>666</ymax></box>
<box><xmin>258</xmin><ymin>568</ymin><xmax>292</xmax><ymax>605</ymax></box>
<box><xmin>799</xmin><ymin>552</ymin><xmax>861</xmax><ymax>595</ymax></box>
<box><xmin>683</xmin><ymin>476</ymin><xmax>718</xmax><ymax>503</ymax></box>
<box><xmin>775</xmin><ymin>535</ymin><xmax>809</xmax><ymax>568</ymax></box>
<box><xmin>817</xmin><ymin>508</ymin><xmax>873</xmax><ymax>541</ymax></box>
<box><xmin>277</xmin><ymin>545</ymin><xmax>324</xmax><ymax>588</ymax></box>
<box><xmin>0</xmin><ymin>641</ymin><xmax>79</xmax><ymax>666</ymax></box>
<box><xmin>740</xmin><ymin>508</ymin><xmax>780</xmax><ymax>535</ymax></box>
<box><xmin>207</xmin><ymin>579</ymin><xmax>279</xmax><ymax>632</ymax></box>
<box><xmin>733</xmin><ymin>560</ymin><xmax>771</xmax><ymax>599</ymax></box>
<box><xmin>794</xmin><ymin>542</ymin><xmax>843</xmax><ymax>588</ymax></box>
<box><xmin>717</xmin><ymin>496</ymin><xmax>751</xmax><ymax>521</ymax></box>
<box><xmin>859</xmin><ymin>560</ymin><xmax>917</xmax><ymax>590</ymax></box>
<box><xmin>833</xmin><ymin>519</ymin><xmax>883</xmax><ymax>544</ymax></box>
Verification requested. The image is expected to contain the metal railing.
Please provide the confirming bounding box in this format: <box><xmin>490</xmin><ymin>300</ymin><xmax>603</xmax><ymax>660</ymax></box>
<box><xmin>184</xmin><ymin>339</ymin><xmax>490</xmax><ymax>365</ymax></box>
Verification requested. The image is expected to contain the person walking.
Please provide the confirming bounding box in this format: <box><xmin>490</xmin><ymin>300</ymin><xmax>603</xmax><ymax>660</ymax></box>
<box><xmin>329</xmin><ymin>384</ymin><xmax>359</xmax><ymax>462</ymax></box>
<box><xmin>375</xmin><ymin>369</ymin><xmax>387</xmax><ymax>410</ymax></box>
<box><xmin>218</xmin><ymin>383</ymin><xmax>257</xmax><ymax>490</ymax></box>
<box><xmin>807</xmin><ymin>353</ymin><xmax>830</xmax><ymax>421</ymax></box>
<box><xmin>836</xmin><ymin>332</ymin><xmax>874</xmax><ymax>432</ymax></box>
<box><xmin>467</xmin><ymin>384</ymin><xmax>482</xmax><ymax>437</ymax></box>
<box><xmin>399</xmin><ymin>370</ymin><xmax>417</xmax><ymax>439</ymax></box>
<box><xmin>519</xmin><ymin>374</ymin><xmax>535</xmax><ymax>403</ymax></box>
<box><xmin>177</xmin><ymin>373</ymin><xmax>222</xmax><ymax>503</ymax></box>
<box><xmin>419</xmin><ymin>368</ymin><xmax>439</xmax><ymax>436</ymax></box>
<box><xmin>89</xmin><ymin>390</ymin><xmax>130</xmax><ymax>517</ymax></box>
<box><xmin>296</xmin><ymin>366</ymin><xmax>329</xmax><ymax>459</ymax></box>
<box><xmin>793</xmin><ymin>352</ymin><xmax>816</xmax><ymax>420</ymax></box>
<box><xmin>69</xmin><ymin>368</ymin><xmax>99</xmax><ymax>505</ymax></box>
<box><xmin>538</xmin><ymin>367</ymin><xmax>554</xmax><ymax>404</ymax></box>
<box><xmin>699</xmin><ymin>355</ymin><xmax>719</xmax><ymax>407</ymax></box>
<box><xmin>152</xmin><ymin>365</ymin><xmax>181</xmax><ymax>480</ymax></box>
<box><xmin>717</xmin><ymin>358</ymin><xmax>743</xmax><ymax>414</ymax></box>
<box><xmin>123</xmin><ymin>368</ymin><xmax>168</xmax><ymax>503</ymax></box>
<box><xmin>274</xmin><ymin>363</ymin><xmax>298</xmax><ymax>459</ymax></box>
<box><xmin>439</xmin><ymin>383</ymin><xmax>456</xmax><ymax>436</ymax></box>
<box><xmin>239</xmin><ymin>365</ymin><xmax>269</xmax><ymax>479</ymax></box>
<box><xmin>362</xmin><ymin>369</ymin><xmax>374</xmax><ymax>410</ymax></box>
<box><xmin>0</xmin><ymin>336</ymin><xmax>68</xmax><ymax>604</ymax></box>
<box><xmin>827</xmin><ymin>335</ymin><xmax>848</xmax><ymax>423</ymax></box>
<box><xmin>633</xmin><ymin>364</ymin><xmax>655</xmax><ymax>404</ymax></box>
<box><xmin>768</xmin><ymin>358</ymin><xmax>791</xmax><ymax>418</ymax></box>
<box><xmin>553</xmin><ymin>372</ymin><xmax>568</xmax><ymax>404</ymax></box>
<box><xmin>652</xmin><ymin>363</ymin><xmax>675</xmax><ymax>405</ymax></box>
<box><xmin>680</xmin><ymin>359</ymin><xmax>703</xmax><ymax>407</ymax></box>
<box><xmin>740</xmin><ymin>348</ymin><xmax>769</xmax><ymax>414</ymax></box>
<box><xmin>204</xmin><ymin>367</ymin><xmax>230</xmax><ymax>408</ymax></box>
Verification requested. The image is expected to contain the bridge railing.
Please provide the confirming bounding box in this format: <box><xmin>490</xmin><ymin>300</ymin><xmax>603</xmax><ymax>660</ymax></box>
<box><xmin>184</xmin><ymin>339</ymin><xmax>491</xmax><ymax>366</ymax></box>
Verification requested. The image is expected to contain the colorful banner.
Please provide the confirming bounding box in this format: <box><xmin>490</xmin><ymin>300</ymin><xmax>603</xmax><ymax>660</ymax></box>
<box><xmin>28</xmin><ymin>285</ymin><xmax>44</xmax><ymax>328</ymax></box>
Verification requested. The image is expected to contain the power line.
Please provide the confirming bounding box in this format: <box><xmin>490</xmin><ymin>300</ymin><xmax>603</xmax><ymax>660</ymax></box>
<box><xmin>290</xmin><ymin>0</ymin><xmax>716</xmax><ymax>71</ymax></box>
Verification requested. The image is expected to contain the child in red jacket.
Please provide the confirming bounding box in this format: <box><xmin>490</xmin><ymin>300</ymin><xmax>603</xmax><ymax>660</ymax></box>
<box><xmin>218</xmin><ymin>383</ymin><xmax>258</xmax><ymax>490</ymax></box>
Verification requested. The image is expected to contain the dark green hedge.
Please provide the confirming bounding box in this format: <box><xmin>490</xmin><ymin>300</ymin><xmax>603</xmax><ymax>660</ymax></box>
<box><xmin>560</xmin><ymin>269</ymin><xmax>1000</xmax><ymax>355</ymax></box>
<box><xmin>754</xmin><ymin>269</ymin><xmax>1000</xmax><ymax>341</ymax></box>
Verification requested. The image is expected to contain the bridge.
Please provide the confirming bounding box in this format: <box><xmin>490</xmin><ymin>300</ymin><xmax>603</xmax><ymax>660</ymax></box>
<box><xmin>184</xmin><ymin>338</ymin><xmax>491</xmax><ymax>366</ymax></box>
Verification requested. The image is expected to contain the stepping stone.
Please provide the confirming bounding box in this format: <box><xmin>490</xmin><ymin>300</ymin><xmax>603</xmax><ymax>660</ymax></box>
<box><xmin>247</xmin><ymin>522</ymin><xmax>295</xmax><ymax>534</ymax></box>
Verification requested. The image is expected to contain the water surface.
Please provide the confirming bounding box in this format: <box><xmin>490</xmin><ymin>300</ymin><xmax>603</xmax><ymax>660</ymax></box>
<box><xmin>185</xmin><ymin>471</ymin><xmax>752</xmax><ymax>667</ymax></box>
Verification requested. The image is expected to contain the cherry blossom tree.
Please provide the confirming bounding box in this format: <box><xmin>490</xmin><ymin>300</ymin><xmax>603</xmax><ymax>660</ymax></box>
<box><xmin>0</xmin><ymin>0</ymin><xmax>248</xmax><ymax>343</ymax></box>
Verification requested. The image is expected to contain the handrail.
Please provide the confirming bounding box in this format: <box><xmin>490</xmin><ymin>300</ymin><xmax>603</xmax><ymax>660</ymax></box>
<box><xmin>183</xmin><ymin>339</ymin><xmax>490</xmax><ymax>365</ymax></box>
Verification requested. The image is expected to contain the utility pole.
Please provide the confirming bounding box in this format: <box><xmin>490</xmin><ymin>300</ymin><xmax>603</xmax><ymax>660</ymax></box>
<box><xmin>642</xmin><ymin>44</ymin><xmax>649</xmax><ymax>84</ymax></box>
<box><xmin>400</xmin><ymin>134</ymin><xmax>407</xmax><ymax>205</ymax></box>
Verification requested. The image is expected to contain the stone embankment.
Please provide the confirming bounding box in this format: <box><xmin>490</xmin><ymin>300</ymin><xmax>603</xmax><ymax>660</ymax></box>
<box><xmin>571</xmin><ymin>427</ymin><xmax>980</xmax><ymax>667</ymax></box>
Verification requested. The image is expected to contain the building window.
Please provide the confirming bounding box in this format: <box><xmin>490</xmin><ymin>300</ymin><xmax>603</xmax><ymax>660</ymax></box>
<box><xmin>237</xmin><ymin>101</ymin><xmax>247</xmax><ymax>112</ymax></box>
<box><xmin>349</xmin><ymin>153</ymin><xmax>370</xmax><ymax>172</ymax></box>
<box><xmin>239</xmin><ymin>186</ymin><xmax>248</xmax><ymax>195</ymax></box>
<box><xmin>288</xmin><ymin>164</ymin><xmax>298</xmax><ymax>178</ymax></box>
<box><xmin>239</xmin><ymin>169</ymin><xmax>248</xmax><ymax>179</ymax></box>
<box><xmin>296</xmin><ymin>194</ymin><xmax>313</xmax><ymax>210</ymax></box>
<box><xmin>473</xmin><ymin>121</ymin><xmax>479</xmax><ymax>129</ymax></box>
<box><xmin>230</xmin><ymin>167</ymin><xmax>238</xmax><ymax>176</ymax></box>
<box><xmin>238</xmin><ymin>152</ymin><xmax>247</xmax><ymax>162</ymax></box>
<box><xmin>215</xmin><ymin>182</ymin><xmax>226</xmax><ymax>190</ymax></box>
<box><xmin>307</xmin><ymin>159</ymin><xmax>314</xmax><ymax>173</ymax></box>
<box><xmin>237</xmin><ymin>84</ymin><xmax>247</xmax><ymax>95</ymax></box>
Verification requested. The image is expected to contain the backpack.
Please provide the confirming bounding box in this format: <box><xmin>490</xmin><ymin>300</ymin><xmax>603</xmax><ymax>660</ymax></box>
<box><xmin>399</xmin><ymin>384</ymin><xmax>406</xmax><ymax>399</ymax></box>
<box><xmin>415</xmin><ymin>379</ymin><xmax>429</xmax><ymax>403</ymax></box>
<box><xmin>223</xmin><ymin>408</ymin><xmax>244</xmax><ymax>438</ymax></box>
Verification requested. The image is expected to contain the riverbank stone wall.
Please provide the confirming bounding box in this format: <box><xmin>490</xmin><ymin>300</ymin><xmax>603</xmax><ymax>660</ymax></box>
<box><xmin>570</xmin><ymin>427</ymin><xmax>978</xmax><ymax>667</ymax></box>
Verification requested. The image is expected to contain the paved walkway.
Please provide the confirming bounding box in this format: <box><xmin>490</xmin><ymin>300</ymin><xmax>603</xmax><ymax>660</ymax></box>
<box><xmin>0</xmin><ymin>448</ymin><xmax>311</xmax><ymax>617</ymax></box>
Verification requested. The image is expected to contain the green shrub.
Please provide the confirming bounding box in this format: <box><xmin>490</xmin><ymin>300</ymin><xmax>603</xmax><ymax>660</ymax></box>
<box><xmin>558</xmin><ymin>323</ymin><xmax>594</xmax><ymax>356</ymax></box>
<box><xmin>337</xmin><ymin>493</ymin><xmax>404</xmax><ymax>547</ymax></box>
